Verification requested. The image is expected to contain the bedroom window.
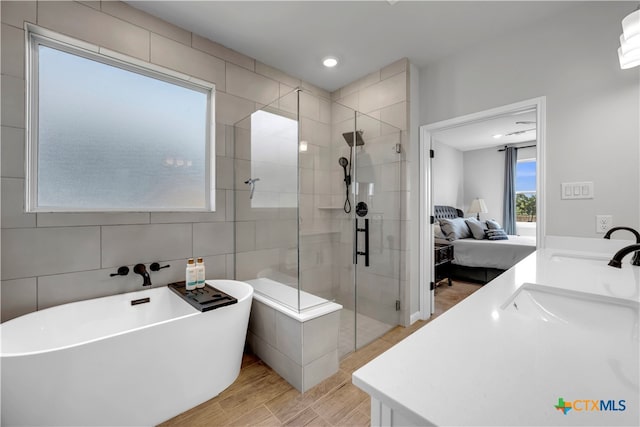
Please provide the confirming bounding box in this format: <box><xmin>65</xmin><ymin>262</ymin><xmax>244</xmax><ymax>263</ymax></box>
<box><xmin>515</xmin><ymin>159</ymin><xmax>536</xmax><ymax>222</ymax></box>
<box><xmin>26</xmin><ymin>26</ymin><xmax>215</xmax><ymax>212</ymax></box>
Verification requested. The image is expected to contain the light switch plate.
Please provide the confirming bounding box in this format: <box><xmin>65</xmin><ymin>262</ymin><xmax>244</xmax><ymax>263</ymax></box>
<box><xmin>561</xmin><ymin>182</ymin><xmax>594</xmax><ymax>199</ymax></box>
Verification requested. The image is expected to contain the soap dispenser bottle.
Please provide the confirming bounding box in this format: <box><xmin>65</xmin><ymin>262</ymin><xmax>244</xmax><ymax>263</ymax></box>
<box><xmin>185</xmin><ymin>258</ymin><xmax>197</xmax><ymax>291</ymax></box>
<box><xmin>196</xmin><ymin>257</ymin><xmax>205</xmax><ymax>289</ymax></box>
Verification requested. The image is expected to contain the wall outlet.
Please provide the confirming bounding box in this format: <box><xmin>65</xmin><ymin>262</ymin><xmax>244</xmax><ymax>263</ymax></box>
<box><xmin>596</xmin><ymin>215</ymin><xmax>613</xmax><ymax>233</ymax></box>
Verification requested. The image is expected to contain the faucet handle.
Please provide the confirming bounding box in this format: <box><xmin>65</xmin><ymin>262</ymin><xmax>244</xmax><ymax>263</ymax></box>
<box><xmin>110</xmin><ymin>266</ymin><xmax>129</xmax><ymax>277</ymax></box>
<box><xmin>150</xmin><ymin>262</ymin><xmax>170</xmax><ymax>272</ymax></box>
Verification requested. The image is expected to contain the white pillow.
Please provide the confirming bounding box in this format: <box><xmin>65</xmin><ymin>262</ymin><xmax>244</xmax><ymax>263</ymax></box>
<box><xmin>465</xmin><ymin>217</ymin><xmax>488</xmax><ymax>240</ymax></box>
<box><xmin>439</xmin><ymin>217</ymin><xmax>472</xmax><ymax>241</ymax></box>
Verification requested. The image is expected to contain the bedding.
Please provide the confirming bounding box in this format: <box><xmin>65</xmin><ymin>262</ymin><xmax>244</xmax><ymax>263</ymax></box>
<box><xmin>433</xmin><ymin>205</ymin><xmax>536</xmax><ymax>281</ymax></box>
<box><xmin>439</xmin><ymin>217</ymin><xmax>472</xmax><ymax>240</ymax></box>
<box><xmin>449</xmin><ymin>235</ymin><xmax>536</xmax><ymax>270</ymax></box>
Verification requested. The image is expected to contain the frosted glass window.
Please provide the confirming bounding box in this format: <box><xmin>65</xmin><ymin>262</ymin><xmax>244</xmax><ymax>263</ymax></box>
<box><xmin>28</xmin><ymin>35</ymin><xmax>214</xmax><ymax>212</ymax></box>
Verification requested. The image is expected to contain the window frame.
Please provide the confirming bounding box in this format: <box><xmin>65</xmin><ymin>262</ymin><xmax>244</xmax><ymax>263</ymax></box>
<box><xmin>25</xmin><ymin>24</ymin><xmax>216</xmax><ymax>212</ymax></box>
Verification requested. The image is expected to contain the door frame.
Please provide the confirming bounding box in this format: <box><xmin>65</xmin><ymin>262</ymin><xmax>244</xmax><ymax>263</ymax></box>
<box><xmin>418</xmin><ymin>97</ymin><xmax>547</xmax><ymax>319</ymax></box>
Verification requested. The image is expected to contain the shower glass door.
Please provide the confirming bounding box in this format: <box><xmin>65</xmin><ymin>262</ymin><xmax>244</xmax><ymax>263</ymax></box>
<box><xmin>234</xmin><ymin>88</ymin><xmax>403</xmax><ymax>357</ymax></box>
<box><xmin>351</xmin><ymin>112</ymin><xmax>402</xmax><ymax>349</ymax></box>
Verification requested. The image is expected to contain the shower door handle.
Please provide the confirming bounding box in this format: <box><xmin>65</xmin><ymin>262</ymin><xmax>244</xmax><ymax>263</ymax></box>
<box><xmin>355</xmin><ymin>218</ymin><xmax>370</xmax><ymax>267</ymax></box>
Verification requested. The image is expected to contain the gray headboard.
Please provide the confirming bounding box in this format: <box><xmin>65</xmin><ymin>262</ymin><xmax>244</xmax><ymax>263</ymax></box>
<box><xmin>434</xmin><ymin>205</ymin><xmax>464</xmax><ymax>220</ymax></box>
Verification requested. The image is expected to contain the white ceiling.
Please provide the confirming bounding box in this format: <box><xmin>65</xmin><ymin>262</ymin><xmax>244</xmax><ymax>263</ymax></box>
<box><xmin>127</xmin><ymin>1</ymin><xmax>577</xmax><ymax>92</ymax></box>
<box><xmin>433</xmin><ymin>110</ymin><xmax>537</xmax><ymax>151</ymax></box>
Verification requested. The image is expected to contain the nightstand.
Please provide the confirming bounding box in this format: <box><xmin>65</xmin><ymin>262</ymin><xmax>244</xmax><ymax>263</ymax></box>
<box><xmin>434</xmin><ymin>243</ymin><xmax>454</xmax><ymax>287</ymax></box>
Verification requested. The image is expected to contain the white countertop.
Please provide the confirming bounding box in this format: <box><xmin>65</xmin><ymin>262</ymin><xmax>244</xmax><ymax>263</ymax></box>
<box><xmin>352</xmin><ymin>237</ymin><xmax>640</xmax><ymax>426</ymax></box>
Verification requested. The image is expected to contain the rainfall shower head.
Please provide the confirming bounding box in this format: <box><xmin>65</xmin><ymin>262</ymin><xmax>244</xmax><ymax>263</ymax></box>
<box><xmin>342</xmin><ymin>130</ymin><xmax>365</xmax><ymax>147</ymax></box>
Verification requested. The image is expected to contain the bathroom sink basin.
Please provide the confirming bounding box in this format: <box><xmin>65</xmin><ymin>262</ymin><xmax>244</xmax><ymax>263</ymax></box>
<box><xmin>549</xmin><ymin>252</ymin><xmax>610</xmax><ymax>264</ymax></box>
<box><xmin>502</xmin><ymin>283</ymin><xmax>638</xmax><ymax>337</ymax></box>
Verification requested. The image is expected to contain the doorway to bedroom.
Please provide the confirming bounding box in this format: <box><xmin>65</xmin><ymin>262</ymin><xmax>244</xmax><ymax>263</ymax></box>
<box><xmin>419</xmin><ymin>98</ymin><xmax>546</xmax><ymax>317</ymax></box>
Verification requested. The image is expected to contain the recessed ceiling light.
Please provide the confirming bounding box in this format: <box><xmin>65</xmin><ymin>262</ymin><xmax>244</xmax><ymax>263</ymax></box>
<box><xmin>493</xmin><ymin>134</ymin><xmax>503</xmax><ymax>139</ymax></box>
<box><xmin>322</xmin><ymin>56</ymin><xmax>338</xmax><ymax>68</ymax></box>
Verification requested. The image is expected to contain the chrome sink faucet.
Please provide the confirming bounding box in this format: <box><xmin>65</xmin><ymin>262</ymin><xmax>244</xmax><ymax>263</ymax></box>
<box><xmin>605</xmin><ymin>227</ymin><xmax>640</xmax><ymax>267</ymax></box>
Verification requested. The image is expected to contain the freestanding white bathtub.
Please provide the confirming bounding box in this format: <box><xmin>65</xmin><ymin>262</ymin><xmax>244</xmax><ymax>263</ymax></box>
<box><xmin>1</xmin><ymin>279</ymin><xmax>253</xmax><ymax>426</ymax></box>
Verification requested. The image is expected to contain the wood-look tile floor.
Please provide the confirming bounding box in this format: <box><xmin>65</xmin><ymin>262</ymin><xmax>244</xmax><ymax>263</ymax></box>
<box><xmin>159</xmin><ymin>280</ymin><xmax>480</xmax><ymax>427</ymax></box>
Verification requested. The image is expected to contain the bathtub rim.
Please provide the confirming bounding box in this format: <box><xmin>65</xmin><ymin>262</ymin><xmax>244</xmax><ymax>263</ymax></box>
<box><xmin>0</xmin><ymin>279</ymin><xmax>253</xmax><ymax>358</ymax></box>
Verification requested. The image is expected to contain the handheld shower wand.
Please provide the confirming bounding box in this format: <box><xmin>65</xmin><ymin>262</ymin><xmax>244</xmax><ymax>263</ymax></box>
<box><xmin>339</xmin><ymin>157</ymin><xmax>351</xmax><ymax>213</ymax></box>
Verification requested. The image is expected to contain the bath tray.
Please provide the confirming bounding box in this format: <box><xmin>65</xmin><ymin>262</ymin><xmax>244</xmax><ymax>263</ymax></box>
<box><xmin>168</xmin><ymin>282</ymin><xmax>237</xmax><ymax>312</ymax></box>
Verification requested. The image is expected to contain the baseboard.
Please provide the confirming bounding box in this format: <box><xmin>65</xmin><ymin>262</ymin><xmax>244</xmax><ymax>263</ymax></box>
<box><xmin>409</xmin><ymin>311</ymin><xmax>423</xmax><ymax>325</ymax></box>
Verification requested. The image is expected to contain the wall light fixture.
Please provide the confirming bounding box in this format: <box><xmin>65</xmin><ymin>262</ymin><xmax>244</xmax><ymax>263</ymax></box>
<box><xmin>618</xmin><ymin>6</ymin><xmax>640</xmax><ymax>69</ymax></box>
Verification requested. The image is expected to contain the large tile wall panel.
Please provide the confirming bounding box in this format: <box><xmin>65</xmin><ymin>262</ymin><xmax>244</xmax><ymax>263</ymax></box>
<box><xmin>1</xmin><ymin>178</ymin><xmax>36</xmax><ymax>228</ymax></box>
<box><xmin>226</xmin><ymin>63</ymin><xmax>279</xmax><ymax>105</ymax></box>
<box><xmin>235</xmin><ymin>249</ymin><xmax>279</xmax><ymax>280</ymax></box>
<box><xmin>302</xmin><ymin>349</ymin><xmax>339</xmax><ymax>392</ymax></box>
<box><xmin>37</xmin><ymin>212</ymin><xmax>150</xmax><ymax>227</ymax></box>
<box><xmin>216</xmin><ymin>156</ymin><xmax>234</xmax><ymax>190</ymax></box>
<box><xmin>236</xmin><ymin>221</ymin><xmax>256</xmax><ymax>253</ymax></box>
<box><xmin>150</xmin><ymin>190</ymin><xmax>227</xmax><ymax>224</ymax></box>
<box><xmin>1</xmin><ymin>24</ymin><xmax>24</xmax><ymax>78</ymax></box>
<box><xmin>203</xmin><ymin>254</ymin><xmax>228</xmax><ymax>279</ymax></box>
<box><xmin>380</xmin><ymin>101</ymin><xmax>408</xmax><ymax>130</ymax></box>
<box><xmin>193</xmin><ymin>222</ymin><xmax>234</xmax><ymax>257</ymax></box>
<box><xmin>248</xmin><ymin>300</ymin><xmax>276</xmax><ymax>344</ymax></box>
<box><xmin>38</xmin><ymin>1</ymin><xmax>150</xmax><ymax>61</ymax></box>
<box><xmin>0</xmin><ymin>1</ymin><xmax>36</xmax><ymax>28</ymax></box>
<box><xmin>215</xmin><ymin>91</ymin><xmax>256</xmax><ymax>125</ymax></box>
<box><xmin>255</xmin><ymin>61</ymin><xmax>301</xmax><ymax>89</ymax></box>
<box><xmin>192</xmin><ymin>34</ymin><xmax>255</xmax><ymax>71</ymax></box>
<box><xmin>0</xmin><ymin>278</ymin><xmax>37</xmax><ymax>322</ymax></box>
<box><xmin>302</xmin><ymin>311</ymin><xmax>340</xmax><ymax>364</ymax></box>
<box><xmin>100</xmin><ymin>1</ymin><xmax>191</xmax><ymax>46</ymax></box>
<box><xmin>275</xmin><ymin>311</ymin><xmax>302</xmax><ymax>365</ymax></box>
<box><xmin>37</xmin><ymin>267</ymin><xmax>148</xmax><ymax>310</ymax></box>
<box><xmin>1</xmin><ymin>126</ymin><xmax>25</xmax><ymax>178</ymax></box>
<box><xmin>380</xmin><ymin>58</ymin><xmax>407</xmax><ymax>80</ymax></box>
<box><xmin>339</xmin><ymin>70</ymin><xmax>380</xmax><ymax>99</ymax></box>
<box><xmin>1</xmin><ymin>75</ymin><xmax>24</xmax><ymax>128</ymax></box>
<box><xmin>2</xmin><ymin>227</ymin><xmax>101</xmax><ymax>280</ymax></box>
<box><xmin>358</xmin><ymin>72</ymin><xmax>407</xmax><ymax>114</ymax></box>
<box><xmin>101</xmin><ymin>223</ymin><xmax>192</xmax><ymax>268</ymax></box>
<box><xmin>150</xmin><ymin>33</ymin><xmax>225</xmax><ymax>89</ymax></box>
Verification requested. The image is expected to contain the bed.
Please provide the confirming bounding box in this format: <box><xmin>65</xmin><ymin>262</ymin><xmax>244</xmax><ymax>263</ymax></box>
<box><xmin>433</xmin><ymin>205</ymin><xmax>536</xmax><ymax>283</ymax></box>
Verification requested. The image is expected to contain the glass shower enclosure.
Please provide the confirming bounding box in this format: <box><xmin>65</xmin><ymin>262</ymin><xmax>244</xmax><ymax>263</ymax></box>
<box><xmin>233</xmin><ymin>88</ymin><xmax>402</xmax><ymax>357</ymax></box>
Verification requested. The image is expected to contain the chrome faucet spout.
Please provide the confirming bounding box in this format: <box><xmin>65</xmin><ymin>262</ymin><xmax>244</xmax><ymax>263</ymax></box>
<box><xmin>608</xmin><ymin>244</ymin><xmax>640</xmax><ymax>268</ymax></box>
<box><xmin>133</xmin><ymin>264</ymin><xmax>152</xmax><ymax>286</ymax></box>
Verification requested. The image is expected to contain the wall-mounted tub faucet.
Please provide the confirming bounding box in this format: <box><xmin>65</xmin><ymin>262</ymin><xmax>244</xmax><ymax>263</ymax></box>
<box><xmin>605</xmin><ymin>227</ymin><xmax>640</xmax><ymax>266</ymax></box>
<box><xmin>134</xmin><ymin>264</ymin><xmax>152</xmax><ymax>286</ymax></box>
<box><xmin>608</xmin><ymin>244</ymin><xmax>640</xmax><ymax>268</ymax></box>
